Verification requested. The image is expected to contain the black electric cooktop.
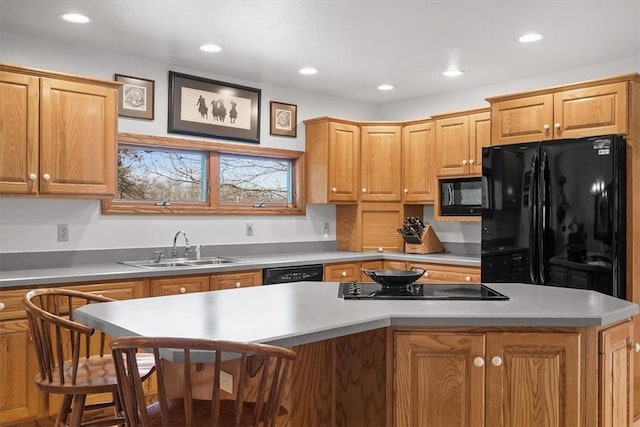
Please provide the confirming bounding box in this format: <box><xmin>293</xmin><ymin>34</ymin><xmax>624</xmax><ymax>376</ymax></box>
<box><xmin>338</xmin><ymin>282</ymin><xmax>509</xmax><ymax>300</ymax></box>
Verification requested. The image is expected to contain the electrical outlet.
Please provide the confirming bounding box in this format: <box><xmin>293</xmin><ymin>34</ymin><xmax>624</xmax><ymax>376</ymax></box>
<box><xmin>57</xmin><ymin>224</ymin><xmax>69</xmax><ymax>242</ymax></box>
<box><xmin>323</xmin><ymin>221</ymin><xmax>330</xmax><ymax>235</ymax></box>
<box><xmin>220</xmin><ymin>370</ymin><xmax>233</xmax><ymax>394</ymax></box>
<box><xmin>245</xmin><ymin>222</ymin><xmax>254</xmax><ymax>237</ymax></box>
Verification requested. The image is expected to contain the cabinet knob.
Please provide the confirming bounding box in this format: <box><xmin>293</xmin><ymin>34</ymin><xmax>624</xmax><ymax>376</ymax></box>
<box><xmin>29</xmin><ymin>173</ymin><xmax>37</xmax><ymax>181</ymax></box>
<box><xmin>461</xmin><ymin>159</ymin><xmax>468</xmax><ymax>165</ymax></box>
<box><xmin>179</xmin><ymin>287</ymin><xmax>186</xmax><ymax>294</ymax></box>
<box><xmin>424</xmin><ymin>271</ymin><xmax>429</xmax><ymax>277</ymax></box>
<box><xmin>235</xmin><ymin>282</ymin><xmax>241</xmax><ymax>288</ymax></box>
<box><xmin>43</xmin><ymin>173</ymin><xmax>51</xmax><ymax>181</ymax></box>
<box><xmin>468</xmin><ymin>159</ymin><xmax>475</xmax><ymax>165</ymax></box>
<box><xmin>491</xmin><ymin>356</ymin><xmax>503</xmax><ymax>366</ymax></box>
<box><xmin>378</xmin><ymin>247</ymin><xmax>383</xmax><ymax>252</ymax></box>
<box><xmin>0</xmin><ymin>302</ymin><xmax>5</xmax><ymax>311</ymax></box>
<box><xmin>331</xmin><ymin>187</ymin><xmax>337</xmax><ymax>193</ymax></box>
<box><xmin>473</xmin><ymin>356</ymin><xmax>484</xmax><ymax>367</ymax></box>
<box><xmin>554</xmin><ymin>123</ymin><xmax>561</xmax><ymax>130</ymax></box>
<box><xmin>341</xmin><ymin>271</ymin><xmax>347</xmax><ymax>277</ymax></box>
<box><xmin>543</xmin><ymin>124</ymin><xmax>550</xmax><ymax>131</ymax></box>
<box><xmin>635</xmin><ymin>343</ymin><xmax>640</xmax><ymax>353</ymax></box>
<box><xmin>404</xmin><ymin>188</ymin><xmax>409</xmax><ymax>193</ymax></box>
<box><xmin>465</xmin><ymin>275</ymin><xmax>471</xmax><ymax>282</ymax></box>
<box><xmin>362</xmin><ymin>188</ymin><xmax>367</xmax><ymax>193</ymax></box>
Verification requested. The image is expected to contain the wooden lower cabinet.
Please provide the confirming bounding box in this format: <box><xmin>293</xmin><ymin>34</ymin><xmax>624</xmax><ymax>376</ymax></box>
<box><xmin>210</xmin><ymin>270</ymin><xmax>262</xmax><ymax>290</ymax></box>
<box><xmin>599</xmin><ymin>320</ymin><xmax>634</xmax><ymax>426</ymax></box>
<box><xmin>393</xmin><ymin>327</ymin><xmax>613</xmax><ymax>427</ymax></box>
<box><xmin>0</xmin><ymin>318</ymin><xmax>46</xmax><ymax>425</ymax></box>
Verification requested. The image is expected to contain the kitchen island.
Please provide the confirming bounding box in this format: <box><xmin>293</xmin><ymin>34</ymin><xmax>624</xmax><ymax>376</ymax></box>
<box><xmin>75</xmin><ymin>282</ymin><xmax>638</xmax><ymax>427</ymax></box>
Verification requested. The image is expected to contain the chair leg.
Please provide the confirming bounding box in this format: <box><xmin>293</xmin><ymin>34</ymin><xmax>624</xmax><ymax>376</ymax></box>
<box><xmin>55</xmin><ymin>395</ymin><xmax>73</xmax><ymax>427</ymax></box>
<box><xmin>69</xmin><ymin>394</ymin><xmax>87</xmax><ymax>427</ymax></box>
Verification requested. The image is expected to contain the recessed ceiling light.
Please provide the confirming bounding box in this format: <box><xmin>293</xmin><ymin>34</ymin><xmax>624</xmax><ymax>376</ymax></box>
<box><xmin>59</xmin><ymin>12</ymin><xmax>93</xmax><ymax>24</ymax></box>
<box><xmin>200</xmin><ymin>44</ymin><xmax>222</xmax><ymax>53</ymax></box>
<box><xmin>377</xmin><ymin>84</ymin><xmax>394</xmax><ymax>91</ymax></box>
<box><xmin>518</xmin><ymin>33</ymin><xmax>544</xmax><ymax>43</ymax></box>
<box><xmin>441</xmin><ymin>69</ymin><xmax>465</xmax><ymax>77</ymax></box>
<box><xmin>298</xmin><ymin>67</ymin><xmax>318</xmax><ymax>75</ymax></box>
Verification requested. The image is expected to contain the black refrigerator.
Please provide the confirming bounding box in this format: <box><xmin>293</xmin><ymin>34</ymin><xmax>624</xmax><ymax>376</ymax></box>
<box><xmin>481</xmin><ymin>135</ymin><xmax>626</xmax><ymax>298</ymax></box>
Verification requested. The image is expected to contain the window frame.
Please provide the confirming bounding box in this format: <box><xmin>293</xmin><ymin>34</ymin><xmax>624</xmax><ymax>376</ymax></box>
<box><xmin>102</xmin><ymin>133</ymin><xmax>306</xmax><ymax>215</ymax></box>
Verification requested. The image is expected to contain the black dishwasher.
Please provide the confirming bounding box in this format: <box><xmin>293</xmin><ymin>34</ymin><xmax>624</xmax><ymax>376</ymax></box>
<box><xmin>262</xmin><ymin>264</ymin><xmax>324</xmax><ymax>284</ymax></box>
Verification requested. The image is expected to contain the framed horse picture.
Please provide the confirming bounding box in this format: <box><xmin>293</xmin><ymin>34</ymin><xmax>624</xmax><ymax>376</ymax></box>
<box><xmin>168</xmin><ymin>71</ymin><xmax>261</xmax><ymax>144</ymax></box>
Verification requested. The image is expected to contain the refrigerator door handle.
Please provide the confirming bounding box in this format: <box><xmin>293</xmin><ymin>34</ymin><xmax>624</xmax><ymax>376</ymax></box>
<box><xmin>538</xmin><ymin>152</ymin><xmax>548</xmax><ymax>284</ymax></box>
<box><xmin>528</xmin><ymin>153</ymin><xmax>539</xmax><ymax>284</ymax></box>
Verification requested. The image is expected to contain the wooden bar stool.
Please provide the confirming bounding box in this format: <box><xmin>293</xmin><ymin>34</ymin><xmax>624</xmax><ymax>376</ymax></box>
<box><xmin>23</xmin><ymin>288</ymin><xmax>155</xmax><ymax>427</ymax></box>
<box><xmin>111</xmin><ymin>336</ymin><xmax>297</xmax><ymax>427</ymax></box>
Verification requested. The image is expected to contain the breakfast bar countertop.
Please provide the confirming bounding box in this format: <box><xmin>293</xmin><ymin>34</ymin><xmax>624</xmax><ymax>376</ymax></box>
<box><xmin>74</xmin><ymin>281</ymin><xmax>639</xmax><ymax>354</ymax></box>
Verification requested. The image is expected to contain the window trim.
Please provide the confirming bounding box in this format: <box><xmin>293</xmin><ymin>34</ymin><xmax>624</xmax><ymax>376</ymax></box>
<box><xmin>102</xmin><ymin>133</ymin><xmax>306</xmax><ymax>215</ymax></box>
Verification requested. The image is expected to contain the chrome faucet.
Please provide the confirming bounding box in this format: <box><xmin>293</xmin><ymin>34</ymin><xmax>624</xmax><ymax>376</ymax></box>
<box><xmin>171</xmin><ymin>230</ymin><xmax>191</xmax><ymax>258</ymax></box>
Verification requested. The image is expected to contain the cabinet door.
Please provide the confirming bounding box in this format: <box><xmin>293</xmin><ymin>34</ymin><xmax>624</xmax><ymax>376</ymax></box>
<box><xmin>599</xmin><ymin>320</ymin><xmax>633</xmax><ymax>427</ymax></box>
<box><xmin>360</xmin><ymin>126</ymin><xmax>402</xmax><ymax>201</ymax></box>
<box><xmin>491</xmin><ymin>94</ymin><xmax>554</xmax><ymax>145</ymax></box>
<box><xmin>554</xmin><ymin>82</ymin><xmax>628</xmax><ymax>139</ymax></box>
<box><xmin>328</xmin><ymin>122</ymin><xmax>360</xmax><ymax>202</ymax></box>
<box><xmin>435</xmin><ymin>115</ymin><xmax>469</xmax><ymax>177</ymax></box>
<box><xmin>402</xmin><ymin>121</ymin><xmax>436</xmax><ymax>203</ymax></box>
<box><xmin>324</xmin><ymin>262</ymin><xmax>361</xmax><ymax>282</ymax></box>
<box><xmin>150</xmin><ymin>275</ymin><xmax>210</xmax><ymax>296</ymax></box>
<box><xmin>394</xmin><ymin>332</ymin><xmax>485</xmax><ymax>427</ymax></box>
<box><xmin>486</xmin><ymin>332</ymin><xmax>581</xmax><ymax>426</ymax></box>
<box><xmin>361</xmin><ymin>207</ymin><xmax>403</xmax><ymax>252</ymax></box>
<box><xmin>0</xmin><ymin>72</ymin><xmax>39</xmax><ymax>195</ymax></box>
<box><xmin>39</xmin><ymin>78</ymin><xmax>116</xmax><ymax>196</ymax></box>
<box><xmin>0</xmin><ymin>319</ymin><xmax>46</xmax><ymax>424</ymax></box>
<box><xmin>210</xmin><ymin>270</ymin><xmax>262</xmax><ymax>290</ymax></box>
<box><xmin>469</xmin><ymin>111</ymin><xmax>490</xmax><ymax>176</ymax></box>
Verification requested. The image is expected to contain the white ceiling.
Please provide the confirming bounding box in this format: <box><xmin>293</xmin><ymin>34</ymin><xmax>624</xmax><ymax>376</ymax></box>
<box><xmin>1</xmin><ymin>1</ymin><xmax>639</xmax><ymax>104</ymax></box>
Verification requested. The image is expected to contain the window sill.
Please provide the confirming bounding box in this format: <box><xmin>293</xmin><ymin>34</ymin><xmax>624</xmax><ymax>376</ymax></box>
<box><xmin>101</xmin><ymin>200</ymin><xmax>306</xmax><ymax>216</ymax></box>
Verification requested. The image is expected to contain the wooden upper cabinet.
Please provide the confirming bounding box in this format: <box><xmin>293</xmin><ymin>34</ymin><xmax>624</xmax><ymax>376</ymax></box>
<box><xmin>554</xmin><ymin>82</ymin><xmax>628</xmax><ymax>139</ymax></box>
<box><xmin>402</xmin><ymin>121</ymin><xmax>436</xmax><ymax>203</ymax></box>
<box><xmin>360</xmin><ymin>125</ymin><xmax>402</xmax><ymax>202</ymax></box>
<box><xmin>0</xmin><ymin>71</ymin><xmax>39</xmax><ymax>194</ymax></box>
<box><xmin>0</xmin><ymin>63</ymin><xmax>119</xmax><ymax>197</ymax></box>
<box><xmin>489</xmin><ymin>78</ymin><xmax>631</xmax><ymax>145</ymax></box>
<box><xmin>40</xmin><ymin>78</ymin><xmax>116</xmax><ymax>196</ymax></box>
<box><xmin>469</xmin><ymin>111</ymin><xmax>490</xmax><ymax>176</ymax></box>
<box><xmin>435</xmin><ymin>109</ymin><xmax>489</xmax><ymax>178</ymax></box>
<box><xmin>304</xmin><ymin>117</ymin><xmax>360</xmax><ymax>203</ymax></box>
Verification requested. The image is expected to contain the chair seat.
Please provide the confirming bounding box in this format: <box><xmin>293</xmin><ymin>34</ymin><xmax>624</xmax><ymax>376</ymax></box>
<box><xmin>145</xmin><ymin>398</ymin><xmax>288</xmax><ymax>427</ymax></box>
<box><xmin>35</xmin><ymin>353</ymin><xmax>156</xmax><ymax>394</ymax></box>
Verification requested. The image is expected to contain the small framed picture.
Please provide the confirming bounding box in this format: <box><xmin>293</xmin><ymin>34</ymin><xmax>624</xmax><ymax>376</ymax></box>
<box><xmin>115</xmin><ymin>74</ymin><xmax>155</xmax><ymax>120</ymax></box>
<box><xmin>270</xmin><ymin>101</ymin><xmax>297</xmax><ymax>137</ymax></box>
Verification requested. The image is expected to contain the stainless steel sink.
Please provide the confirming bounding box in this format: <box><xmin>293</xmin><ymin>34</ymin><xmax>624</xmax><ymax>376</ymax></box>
<box><xmin>120</xmin><ymin>256</ymin><xmax>242</xmax><ymax>269</ymax></box>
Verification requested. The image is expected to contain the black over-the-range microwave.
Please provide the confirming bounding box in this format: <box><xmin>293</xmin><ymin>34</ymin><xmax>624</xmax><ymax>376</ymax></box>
<box><xmin>439</xmin><ymin>177</ymin><xmax>483</xmax><ymax>216</ymax></box>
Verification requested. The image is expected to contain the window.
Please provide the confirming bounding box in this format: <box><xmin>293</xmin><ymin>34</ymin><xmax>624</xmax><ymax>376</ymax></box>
<box><xmin>118</xmin><ymin>146</ymin><xmax>207</xmax><ymax>203</ymax></box>
<box><xmin>102</xmin><ymin>133</ymin><xmax>305</xmax><ymax>215</ymax></box>
<box><xmin>219</xmin><ymin>154</ymin><xmax>292</xmax><ymax>206</ymax></box>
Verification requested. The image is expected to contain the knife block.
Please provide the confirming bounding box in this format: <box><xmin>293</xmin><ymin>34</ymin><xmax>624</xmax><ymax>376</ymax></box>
<box><xmin>404</xmin><ymin>225</ymin><xmax>444</xmax><ymax>254</ymax></box>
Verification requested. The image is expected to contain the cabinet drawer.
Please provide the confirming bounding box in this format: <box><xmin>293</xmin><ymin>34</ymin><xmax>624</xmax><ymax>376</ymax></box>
<box><xmin>67</xmin><ymin>280</ymin><xmax>146</xmax><ymax>300</ymax></box>
<box><xmin>210</xmin><ymin>270</ymin><xmax>262</xmax><ymax>290</ymax></box>
<box><xmin>150</xmin><ymin>276</ymin><xmax>209</xmax><ymax>296</ymax></box>
<box><xmin>409</xmin><ymin>263</ymin><xmax>480</xmax><ymax>284</ymax></box>
<box><xmin>361</xmin><ymin>260</ymin><xmax>383</xmax><ymax>282</ymax></box>
<box><xmin>324</xmin><ymin>262</ymin><xmax>361</xmax><ymax>282</ymax></box>
<box><xmin>0</xmin><ymin>289</ymin><xmax>30</xmax><ymax>321</ymax></box>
